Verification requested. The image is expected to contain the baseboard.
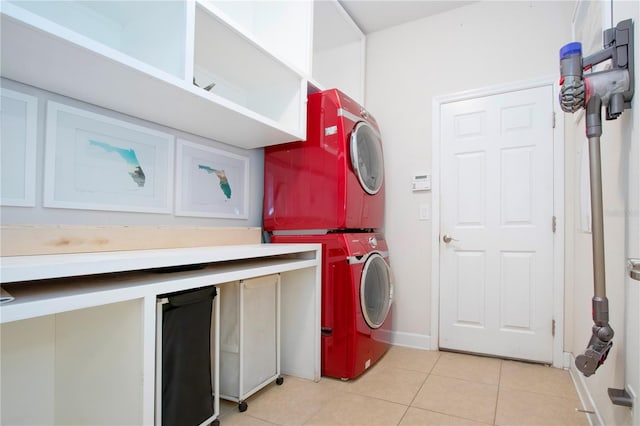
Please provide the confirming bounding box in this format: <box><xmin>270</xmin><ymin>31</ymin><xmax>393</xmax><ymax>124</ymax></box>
<box><xmin>380</xmin><ymin>330</ymin><xmax>432</xmax><ymax>350</ymax></box>
<box><xmin>569</xmin><ymin>353</ymin><xmax>605</xmax><ymax>426</ymax></box>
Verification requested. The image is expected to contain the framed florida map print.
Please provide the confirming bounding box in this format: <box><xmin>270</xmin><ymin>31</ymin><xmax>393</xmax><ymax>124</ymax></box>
<box><xmin>175</xmin><ymin>139</ymin><xmax>249</xmax><ymax>219</ymax></box>
<box><xmin>44</xmin><ymin>101</ymin><xmax>174</xmax><ymax>213</ymax></box>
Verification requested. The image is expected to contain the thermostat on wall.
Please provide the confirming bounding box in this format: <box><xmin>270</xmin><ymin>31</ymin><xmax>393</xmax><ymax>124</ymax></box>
<box><xmin>412</xmin><ymin>173</ymin><xmax>431</xmax><ymax>191</ymax></box>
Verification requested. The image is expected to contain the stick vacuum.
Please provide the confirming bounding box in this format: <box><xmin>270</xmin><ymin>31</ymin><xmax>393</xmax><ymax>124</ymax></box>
<box><xmin>559</xmin><ymin>19</ymin><xmax>634</xmax><ymax>377</ymax></box>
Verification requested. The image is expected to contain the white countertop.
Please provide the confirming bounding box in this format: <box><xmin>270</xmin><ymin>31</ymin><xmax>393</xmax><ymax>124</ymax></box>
<box><xmin>0</xmin><ymin>243</ymin><xmax>319</xmax><ymax>284</ymax></box>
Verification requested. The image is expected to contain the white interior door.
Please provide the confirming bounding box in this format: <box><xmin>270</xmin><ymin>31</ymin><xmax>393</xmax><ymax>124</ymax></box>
<box><xmin>439</xmin><ymin>85</ymin><xmax>555</xmax><ymax>363</ymax></box>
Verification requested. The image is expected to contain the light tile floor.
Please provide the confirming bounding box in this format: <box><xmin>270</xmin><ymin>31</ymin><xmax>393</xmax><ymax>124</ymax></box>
<box><xmin>217</xmin><ymin>346</ymin><xmax>590</xmax><ymax>426</ymax></box>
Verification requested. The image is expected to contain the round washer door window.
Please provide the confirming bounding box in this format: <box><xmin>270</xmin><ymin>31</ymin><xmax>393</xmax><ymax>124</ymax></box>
<box><xmin>360</xmin><ymin>253</ymin><xmax>393</xmax><ymax>329</ymax></box>
<box><xmin>350</xmin><ymin>122</ymin><xmax>384</xmax><ymax>195</ymax></box>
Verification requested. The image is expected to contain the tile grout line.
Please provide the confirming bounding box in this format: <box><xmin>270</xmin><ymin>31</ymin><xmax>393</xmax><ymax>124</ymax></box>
<box><xmin>493</xmin><ymin>359</ymin><xmax>503</xmax><ymax>426</ymax></box>
<box><xmin>407</xmin><ymin>369</ymin><xmax>431</xmax><ymax>409</ymax></box>
<box><xmin>403</xmin><ymin>351</ymin><xmax>442</xmax><ymax>410</ymax></box>
<box><xmin>395</xmin><ymin>405</ymin><xmax>411</xmax><ymax>426</ymax></box>
<box><xmin>404</xmin><ymin>351</ymin><xmax>443</xmax><ymax>424</ymax></box>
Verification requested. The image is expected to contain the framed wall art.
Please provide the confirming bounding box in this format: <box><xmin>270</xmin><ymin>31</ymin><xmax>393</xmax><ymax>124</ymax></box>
<box><xmin>44</xmin><ymin>101</ymin><xmax>174</xmax><ymax>213</ymax></box>
<box><xmin>175</xmin><ymin>139</ymin><xmax>249</xmax><ymax>219</ymax></box>
<box><xmin>1</xmin><ymin>88</ymin><xmax>38</xmax><ymax>207</ymax></box>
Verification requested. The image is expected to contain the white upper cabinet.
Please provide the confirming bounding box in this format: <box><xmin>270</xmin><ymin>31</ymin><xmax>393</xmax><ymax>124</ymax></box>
<box><xmin>0</xmin><ymin>0</ymin><xmax>365</xmax><ymax>147</ymax></box>
<box><xmin>4</xmin><ymin>1</ymin><xmax>188</xmax><ymax>79</ymax></box>
<box><xmin>193</xmin><ymin>2</ymin><xmax>306</xmax><ymax>142</ymax></box>
<box><xmin>312</xmin><ymin>0</ymin><xmax>365</xmax><ymax>104</ymax></box>
<box><xmin>0</xmin><ymin>0</ymin><xmax>308</xmax><ymax>149</ymax></box>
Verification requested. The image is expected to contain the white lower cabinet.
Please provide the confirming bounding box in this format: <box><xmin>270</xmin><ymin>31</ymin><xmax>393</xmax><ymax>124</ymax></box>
<box><xmin>0</xmin><ymin>245</ymin><xmax>321</xmax><ymax>426</ymax></box>
<box><xmin>216</xmin><ymin>275</ymin><xmax>281</xmax><ymax>411</ymax></box>
<box><xmin>0</xmin><ymin>300</ymin><xmax>144</xmax><ymax>426</ymax></box>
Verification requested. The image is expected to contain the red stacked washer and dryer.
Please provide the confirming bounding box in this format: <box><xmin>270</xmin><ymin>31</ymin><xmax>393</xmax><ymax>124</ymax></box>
<box><xmin>264</xmin><ymin>89</ymin><xmax>394</xmax><ymax>380</ymax></box>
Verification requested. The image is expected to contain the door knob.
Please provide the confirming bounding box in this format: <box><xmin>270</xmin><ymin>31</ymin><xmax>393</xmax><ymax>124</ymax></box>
<box><xmin>442</xmin><ymin>234</ymin><xmax>458</xmax><ymax>244</ymax></box>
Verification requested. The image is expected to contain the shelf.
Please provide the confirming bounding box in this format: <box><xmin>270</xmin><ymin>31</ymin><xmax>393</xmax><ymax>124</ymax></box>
<box><xmin>5</xmin><ymin>0</ymin><xmax>187</xmax><ymax>79</ymax></box>
<box><xmin>199</xmin><ymin>0</ymin><xmax>312</xmax><ymax>75</ymax></box>
<box><xmin>194</xmin><ymin>3</ymin><xmax>305</xmax><ymax>134</ymax></box>
<box><xmin>0</xmin><ymin>1</ymin><xmax>306</xmax><ymax>148</ymax></box>
<box><xmin>312</xmin><ymin>0</ymin><xmax>365</xmax><ymax>104</ymax></box>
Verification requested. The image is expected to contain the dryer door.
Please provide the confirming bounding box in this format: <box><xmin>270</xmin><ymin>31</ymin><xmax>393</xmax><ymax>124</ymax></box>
<box><xmin>360</xmin><ymin>253</ymin><xmax>393</xmax><ymax>329</ymax></box>
<box><xmin>350</xmin><ymin>122</ymin><xmax>384</xmax><ymax>195</ymax></box>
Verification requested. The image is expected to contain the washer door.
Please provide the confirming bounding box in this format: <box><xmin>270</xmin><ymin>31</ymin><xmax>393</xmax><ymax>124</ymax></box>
<box><xmin>360</xmin><ymin>253</ymin><xmax>393</xmax><ymax>329</ymax></box>
<box><xmin>350</xmin><ymin>122</ymin><xmax>384</xmax><ymax>195</ymax></box>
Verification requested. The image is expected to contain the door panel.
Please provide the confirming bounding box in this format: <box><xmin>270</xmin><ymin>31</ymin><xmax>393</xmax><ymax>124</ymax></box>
<box><xmin>455</xmin><ymin>250</ymin><xmax>486</xmax><ymax>326</ymax></box>
<box><xmin>455</xmin><ymin>152</ymin><xmax>485</xmax><ymax>226</ymax></box>
<box><xmin>500</xmin><ymin>251</ymin><xmax>534</xmax><ymax>330</ymax></box>
<box><xmin>439</xmin><ymin>85</ymin><xmax>555</xmax><ymax>363</ymax></box>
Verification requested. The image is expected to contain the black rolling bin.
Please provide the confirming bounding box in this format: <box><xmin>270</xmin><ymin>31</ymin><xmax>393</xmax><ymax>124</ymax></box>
<box><xmin>157</xmin><ymin>286</ymin><xmax>219</xmax><ymax>426</ymax></box>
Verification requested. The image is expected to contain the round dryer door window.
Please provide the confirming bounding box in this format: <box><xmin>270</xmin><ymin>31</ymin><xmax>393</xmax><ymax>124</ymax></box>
<box><xmin>360</xmin><ymin>253</ymin><xmax>393</xmax><ymax>329</ymax></box>
<box><xmin>350</xmin><ymin>122</ymin><xmax>384</xmax><ymax>195</ymax></box>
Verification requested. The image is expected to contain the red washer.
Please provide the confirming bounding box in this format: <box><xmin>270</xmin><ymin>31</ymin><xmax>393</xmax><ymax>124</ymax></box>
<box><xmin>271</xmin><ymin>232</ymin><xmax>393</xmax><ymax>380</ymax></box>
<box><xmin>263</xmin><ymin>89</ymin><xmax>385</xmax><ymax>231</ymax></box>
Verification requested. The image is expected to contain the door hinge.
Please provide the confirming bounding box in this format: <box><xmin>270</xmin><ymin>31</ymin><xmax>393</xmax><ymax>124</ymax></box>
<box><xmin>552</xmin><ymin>112</ymin><xmax>556</xmax><ymax>128</ymax></box>
<box><xmin>552</xmin><ymin>319</ymin><xmax>556</xmax><ymax>337</ymax></box>
<box><xmin>552</xmin><ymin>216</ymin><xmax>557</xmax><ymax>233</ymax></box>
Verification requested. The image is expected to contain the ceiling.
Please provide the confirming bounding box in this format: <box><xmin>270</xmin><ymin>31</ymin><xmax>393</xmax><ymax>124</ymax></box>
<box><xmin>338</xmin><ymin>1</ymin><xmax>477</xmax><ymax>34</ymax></box>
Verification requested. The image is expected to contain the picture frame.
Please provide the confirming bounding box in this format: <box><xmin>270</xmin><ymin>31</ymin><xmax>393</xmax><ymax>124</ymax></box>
<box><xmin>44</xmin><ymin>101</ymin><xmax>174</xmax><ymax>213</ymax></box>
<box><xmin>1</xmin><ymin>88</ymin><xmax>38</xmax><ymax>207</ymax></box>
<box><xmin>175</xmin><ymin>139</ymin><xmax>249</xmax><ymax>219</ymax></box>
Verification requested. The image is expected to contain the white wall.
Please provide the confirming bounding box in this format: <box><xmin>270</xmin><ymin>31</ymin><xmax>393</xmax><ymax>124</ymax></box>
<box><xmin>365</xmin><ymin>1</ymin><xmax>575</xmax><ymax>346</ymax></box>
<box><xmin>0</xmin><ymin>78</ymin><xmax>265</xmax><ymax>228</ymax></box>
<box><xmin>625</xmin><ymin>1</ymin><xmax>640</xmax><ymax>416</ymax></box>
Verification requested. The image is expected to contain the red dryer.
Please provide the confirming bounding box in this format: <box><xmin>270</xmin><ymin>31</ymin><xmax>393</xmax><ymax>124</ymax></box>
<box><xmin>270</xmin><ymin>232</ymin><xmax>394</xmax><ymax>380</ymax></box>
<box><xmin>263</xmin><ymin>89</ymin><xmax>385</xmax><ymax>231</ymax></box>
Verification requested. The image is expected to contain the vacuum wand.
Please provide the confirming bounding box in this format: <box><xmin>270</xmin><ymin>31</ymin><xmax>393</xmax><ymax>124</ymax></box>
<box><xmin>579</xmin><ymin>100</ymin><xmax>615</xmax><ymax>377</ymax></box>
<box><xmin>559</xmin><ymin>19</ymin><xmax>634</xmax><ymax>377</ymax></box>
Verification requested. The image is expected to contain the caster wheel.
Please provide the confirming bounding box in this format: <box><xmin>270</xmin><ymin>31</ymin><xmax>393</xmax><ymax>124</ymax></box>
<box><xmin>211</xmin><ymin>419</ymin><xmax>220</xmax><ymax>426</ymax></box>
<box><xmin>276</xmin><ymin>376</ymin><xmax>284</xmax><ymax>385</ymax></box>
<box><xmin>238</xmin><ymin>401</ymin><xmax>248</xmax><ymax>412</ymax></box>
